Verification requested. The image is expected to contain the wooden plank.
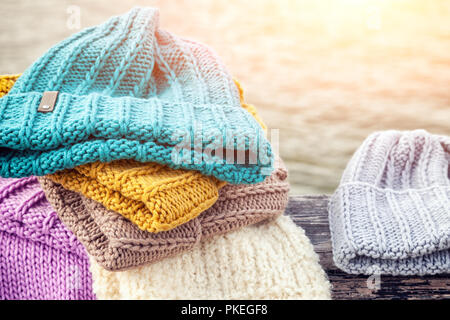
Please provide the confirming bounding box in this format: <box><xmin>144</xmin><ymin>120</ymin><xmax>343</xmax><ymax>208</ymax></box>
<box><xmin>286</xmin><ymin>195</ymin><xmax>450</xmax><ymax>300</ymax></box>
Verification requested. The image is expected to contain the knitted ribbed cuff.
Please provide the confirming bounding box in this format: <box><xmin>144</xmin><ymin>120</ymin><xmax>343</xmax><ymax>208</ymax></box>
<box><xmin>0</xmin><ymin>92</ymin><xmax>273</xmax><ymax>184</ymax></box>
<box><xmin>329</xmin><ymin>182</ymin><xmax>450</xmax><ymax>275</ymax></box>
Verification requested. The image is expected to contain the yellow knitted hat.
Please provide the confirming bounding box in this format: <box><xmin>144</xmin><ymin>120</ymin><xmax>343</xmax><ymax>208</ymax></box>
<box><xmin>0</xmin><ymin>75</ymin><xmax>266</xmax><ymax>233</ymax></box>
<box><xmin>48</xmin><ymin>161</ymin><xmax>225</xmax><ymax>232</ymax></box>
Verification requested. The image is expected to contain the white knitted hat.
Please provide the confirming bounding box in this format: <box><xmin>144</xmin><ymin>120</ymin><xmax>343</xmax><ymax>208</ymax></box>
<box><xmin>329</xmin><ymin>129</ymin><xmax>450</xmax><ymax>275</ymax></box>
<box><xmin>90</xmin><ymin>215</ymin><xmax>331</xmax><ymax>299</ymax></box>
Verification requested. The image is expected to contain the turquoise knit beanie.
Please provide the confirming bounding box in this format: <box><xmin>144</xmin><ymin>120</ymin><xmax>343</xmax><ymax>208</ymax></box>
<box><xmin>0</xmin><ymin>7</ymin><xmax>272</xmax><ymax>184</ymax></box>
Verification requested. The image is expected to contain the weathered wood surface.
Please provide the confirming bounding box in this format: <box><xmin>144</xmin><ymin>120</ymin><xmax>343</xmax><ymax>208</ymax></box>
<box><xmin>286</xmin><ymin>195</ymin><xmax>450</xmax><ymax>300</ymax></box>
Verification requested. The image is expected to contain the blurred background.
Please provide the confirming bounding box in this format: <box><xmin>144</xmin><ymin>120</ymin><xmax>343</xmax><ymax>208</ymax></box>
<box><xmin>1</xmin><ymin>0</ymin><xmax>449</xmax><ymax>194</ymax></box>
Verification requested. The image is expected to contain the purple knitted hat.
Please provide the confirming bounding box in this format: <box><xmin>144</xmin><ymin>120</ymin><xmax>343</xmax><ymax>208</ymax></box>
<box><xmin>0</xmin><ymin>176</ymin><xmax>95</xmax><ymax>300</ymax></box>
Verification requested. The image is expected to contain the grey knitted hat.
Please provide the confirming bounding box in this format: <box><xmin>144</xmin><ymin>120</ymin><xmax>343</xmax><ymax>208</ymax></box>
<box><xmin>329</xmin><ymin>130</ymin><xmax>450</xmax><ymax>275</ymax></box>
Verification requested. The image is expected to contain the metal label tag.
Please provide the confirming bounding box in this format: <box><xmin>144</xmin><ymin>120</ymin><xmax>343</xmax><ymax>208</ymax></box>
<box><xmin>38</xmin><ymin>91</ymin><xmax>59</xmax><ymax>113</ymax></box>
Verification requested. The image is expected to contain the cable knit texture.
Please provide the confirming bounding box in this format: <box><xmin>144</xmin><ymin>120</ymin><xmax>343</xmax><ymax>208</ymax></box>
<box><xmin>329</xmin><ymin>130</ymin><xmax>450</xmax><ymax>275</ymax></box>
<box><xmin>38</xmin><ymin>158</ymin><xmax>289</xmax><ymax>271</ymax></box>
<box><xmin>0</xmin><ymin>7</ymin><xmax>273</xmax><ymax>183</ymax></box>
<box><xmin>0</xmin><ymin>176</ymin><xmax>95</xmax><ymax>300</ymax></box>
<box><xmin>90</xmin><ymin>215</ymin><xmax>331</xmax><ymax>299</ymax></box>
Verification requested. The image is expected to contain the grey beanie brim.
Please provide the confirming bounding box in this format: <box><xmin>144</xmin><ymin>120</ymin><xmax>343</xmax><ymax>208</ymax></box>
<box><xmin>329</xmin><ymin>130</ymin><xmax>450</xmax><ymax>275</ymax></box>
<box><xmin>330</xmin><ymin>183</ymin><xmax>450</xmax><ymax>275</ymax></box>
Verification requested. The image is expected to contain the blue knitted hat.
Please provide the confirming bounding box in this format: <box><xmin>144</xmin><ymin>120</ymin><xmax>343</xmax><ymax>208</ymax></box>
<box><xmin>0</xmin><ymin>7</ymin><xmax>272</xmax><ymax>184</ymax></box>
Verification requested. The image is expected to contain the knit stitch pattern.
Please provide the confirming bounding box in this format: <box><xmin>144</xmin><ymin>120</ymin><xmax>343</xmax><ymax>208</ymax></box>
<box><xmin>90</xmin><ymin>215</ymin><xmax>331</xmax><ymax>299</ymax></box>
<box><xmin>0</xmin><ymin>75</ymin><xmax>19</xmax><ymax>97</ymax></box>
<box><xmin>0</xmin><ymin>7</ymin><xmax>273</xmax><ymax>183</ymax></box>
<box><xmin>47</xmin><ymin>160</ymin><xmax>224</xmax><ymax>233</ymax></box>
<box><xmin>0</xmin><ymin>176</ymin><xmax>95</xmax><ymax>300</ymax></box>
<box><xmin>329</xmin><ymin>130</ymin><xmax>450</xmax><ymax>275</ymax></box>
<box><xmin>38</xmin><ymin>157</ymin><xmax>289</xmax><ymax>271</ymax></box>
<box><xmin>1</xmin><ymin>75</ymin><xmax>263</xmax><ymax>233</ymax></box>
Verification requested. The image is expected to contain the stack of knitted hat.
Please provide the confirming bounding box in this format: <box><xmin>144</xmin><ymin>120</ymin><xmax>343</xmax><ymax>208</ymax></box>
<box><xmin>0</xmin><ymin>7</ymin><xmax>331</xmax><ymax>299</ymax></box>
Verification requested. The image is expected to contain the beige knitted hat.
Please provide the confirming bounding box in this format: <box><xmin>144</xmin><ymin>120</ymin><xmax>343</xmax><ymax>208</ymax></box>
<box><xmin>90</xmin><ymin>215</ymin><xmax>331</xmax><ymax>300</ymax></box>
<box><xmin>38</xmin><ymin>158</ymin><xmax>289</xmax><ymax>271</ymax></box>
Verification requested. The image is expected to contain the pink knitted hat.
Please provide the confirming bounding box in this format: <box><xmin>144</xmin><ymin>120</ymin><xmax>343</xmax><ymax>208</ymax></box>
<box><xmin>0</xmin><ymin>176</ymin><xmax>95</xmax><ymax>300</ymax></box>
<box><xmin>38</xmin><ymin>158</ymin><xmax>289</xmax><ymax>271</ymax></box>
